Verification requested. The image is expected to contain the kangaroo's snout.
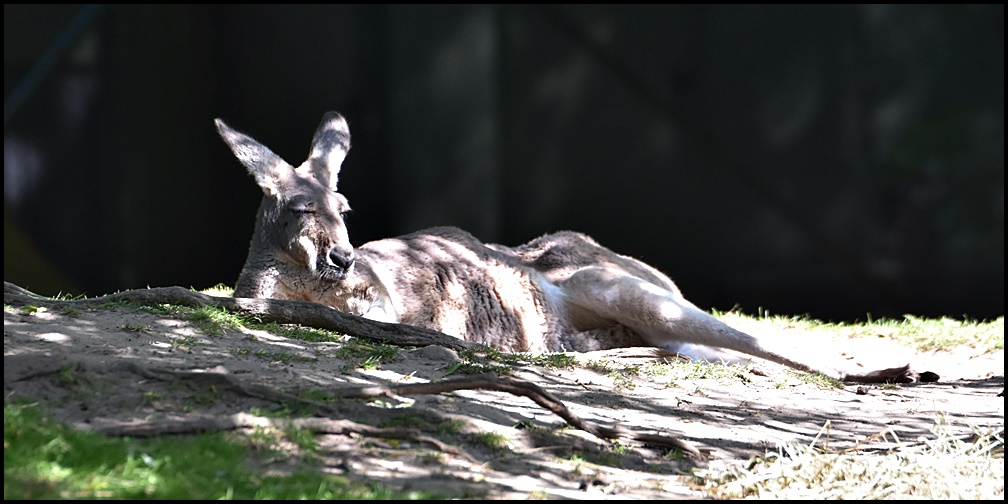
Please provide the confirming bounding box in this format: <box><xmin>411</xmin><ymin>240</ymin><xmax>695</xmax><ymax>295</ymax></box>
<box><xmin>328</xmin><ymin>248</ymin><xmax>356</xmax><ymax>271</ymax></box>
<box><xmin>315</xmin><ymin>246</ymin><xmax>355</xmax><ymax>282</ymax></box>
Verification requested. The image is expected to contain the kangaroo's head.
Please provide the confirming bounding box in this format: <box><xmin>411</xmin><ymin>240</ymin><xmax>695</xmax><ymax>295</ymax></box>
<box><xmin>216</xmin><ymin>112</ymin><xmax>355</xmax><ymax>297</ymax></box>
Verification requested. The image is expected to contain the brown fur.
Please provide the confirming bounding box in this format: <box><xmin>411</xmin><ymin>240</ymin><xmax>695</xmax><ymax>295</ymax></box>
<box><xmin>216</xmin><ymin>111</ymin><xmax>923</xmax><ymax>383</ymax></box>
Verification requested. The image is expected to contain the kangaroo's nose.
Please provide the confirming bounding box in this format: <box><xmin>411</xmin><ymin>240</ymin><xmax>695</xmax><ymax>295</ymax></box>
<box><xmin>329</xmin><ymin>249</ymin><xmax>355</xmax><ymax>271</ymax></box>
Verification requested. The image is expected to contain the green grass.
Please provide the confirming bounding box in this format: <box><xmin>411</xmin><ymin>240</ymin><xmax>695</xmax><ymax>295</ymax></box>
<box><xmin>3</xmin><ymin>401</ymin><xmax>438</xmax><ymax>500</ymax></box>
<box><xmin>438</xmin><ymin>419</ymin><xmax>467</xmax><ymax>436</ymax></box>
<box><xmin>333</xmin><ymin>339</ymin><xmax>399</xmax><ymax>360</ymax></box>
<box><xmin>121</xmin><ymin>323</ymin><xmax>152</xmax><ymax>334</ymax></box>
<box><xmin>715</xmin><ymin>310</ymin><xmax>1004</xmax><ymax>353</ymax></box>
<box><xmin>782</xmin><ymin>368</ymin><xmax>845</xmax><ymax>388</ymax></box>
<box><xmin>229</xmin><ymin>346</ymin><xmax>318</xmax><ymax>364</ymax></box>
<box><xmin>59</xmin><ymin>305</ymin><xmax>82</xmax><ymax>317</ymax></box>
<box><xmin>644</xmin><ymin>358</ymin><xmax>755</xmax><ymax>384</ymax></box>
<box><xmin>201</xmin><ymin>283</ymin><xmax>236</xmax><ymax>298</ymax></box>
<box><xmin>860</xmin><ymin>315</ymin><xmax>1004</xmax><ymax>352</ymax></box>
<box><xmin>184</xmin><ymin>305</ymin><xmax>248</xmax><ymax>336</ymax></box>
<box><xmin>470</xmin><ymin>431</ymin><xmax>512</xmax><ymax>453</ymax></box>
<box><xmin>444</xmin><ymin>345</ymin><xmax>579</xmax><ymax>376</ymax></box>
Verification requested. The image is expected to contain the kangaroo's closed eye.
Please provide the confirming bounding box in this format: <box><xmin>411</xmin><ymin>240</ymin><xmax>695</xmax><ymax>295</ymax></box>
<box><xmin>289</xmin><ymin>200</ymin><xmax>316</xmax><ymax>214</ymax></box>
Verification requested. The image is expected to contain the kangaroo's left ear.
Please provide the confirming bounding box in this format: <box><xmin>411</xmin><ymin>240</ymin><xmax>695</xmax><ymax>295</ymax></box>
<box><xmin>305</xmin><ymin>111</ymin><xmax>351</xmax><ymax>191</ymax></box>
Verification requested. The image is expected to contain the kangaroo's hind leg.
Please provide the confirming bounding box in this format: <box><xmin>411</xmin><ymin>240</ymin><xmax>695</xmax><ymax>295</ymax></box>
<box><xmin>558</xmin><ymin>266</ymin><xmax>919</xmax><ymax>383</ymax></box>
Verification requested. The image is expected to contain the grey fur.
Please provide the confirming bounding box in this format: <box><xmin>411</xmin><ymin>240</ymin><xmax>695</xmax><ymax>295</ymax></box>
<box><xmin>216</xmin><ymin>112</ymin><xmax>920</xmax><ymax>384</ymax></box>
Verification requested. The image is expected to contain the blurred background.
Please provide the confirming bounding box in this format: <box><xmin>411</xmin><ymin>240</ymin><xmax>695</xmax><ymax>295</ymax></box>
<box><xmin>4</xmin><ymin>5</ymin><xmax>1003</xmax><ymax>322</ymax></box>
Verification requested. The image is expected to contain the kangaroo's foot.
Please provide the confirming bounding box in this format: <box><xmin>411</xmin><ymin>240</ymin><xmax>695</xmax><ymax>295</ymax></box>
<box><xmin>843</xmin><ymin>364</ymin><xmax>940</xmax><ymax>384</ymax></box>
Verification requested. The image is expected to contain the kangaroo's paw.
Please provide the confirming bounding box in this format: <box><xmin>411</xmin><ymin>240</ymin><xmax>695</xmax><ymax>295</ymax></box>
<box><xmin>844</xmin><ymin>364</ymin><xmax>940</xmax><ymax>384</ymax></box>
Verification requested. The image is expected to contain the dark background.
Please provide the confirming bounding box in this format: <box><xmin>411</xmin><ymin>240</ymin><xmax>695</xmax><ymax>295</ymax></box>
<box><xmin>4</xmin><ymin>5</ymin><xmax>1003</xmax><ymax>322</ymax></box>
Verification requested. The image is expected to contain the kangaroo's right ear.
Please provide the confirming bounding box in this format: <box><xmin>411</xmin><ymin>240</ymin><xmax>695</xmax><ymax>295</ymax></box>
<box><xmin>215</xmin><ymin>117</ymin><xmax>292</xmax><ymax>196</ymax></box>
<box><xmin>306</xmin><ymin>111</ymin><xmax>351</xmax><ymax>191</ymax></box>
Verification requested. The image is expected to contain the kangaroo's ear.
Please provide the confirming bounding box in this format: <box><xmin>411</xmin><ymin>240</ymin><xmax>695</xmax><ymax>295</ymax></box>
<box><xmin>306</xmin><ymin>111</ymin><xmax>351</xmax><ymax>191</ymax></box>
<box><xmin>215</xmin><ymin>117</ymin><xmax>292</xmax><ymax>196</ymax></box>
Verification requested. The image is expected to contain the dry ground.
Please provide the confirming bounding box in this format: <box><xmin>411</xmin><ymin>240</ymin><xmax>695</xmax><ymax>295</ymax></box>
<box><xmin>4</xmin><ymin>289</ymin><xmax>1004</xmax><ymax>499</ymax></box>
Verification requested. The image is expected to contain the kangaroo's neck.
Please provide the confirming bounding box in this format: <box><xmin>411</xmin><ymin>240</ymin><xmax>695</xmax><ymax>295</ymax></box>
<box><xmin>233</xmin><ymin>248</ymin><xmax>283</xmax><ymax>299</ymax></box>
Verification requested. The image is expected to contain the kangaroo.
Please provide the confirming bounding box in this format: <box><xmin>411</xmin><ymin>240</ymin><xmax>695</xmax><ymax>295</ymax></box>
<box><xmin>216</xmin><ymin>111</ymin><xmax>922</xmax><ymax>384</ymax></box>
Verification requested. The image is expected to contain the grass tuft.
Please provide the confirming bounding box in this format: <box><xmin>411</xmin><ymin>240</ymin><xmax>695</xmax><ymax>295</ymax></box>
<box><xmin>695</xmin><ymin>415</ymin><xmax>1005</xmax><ymax>499</ymax></box>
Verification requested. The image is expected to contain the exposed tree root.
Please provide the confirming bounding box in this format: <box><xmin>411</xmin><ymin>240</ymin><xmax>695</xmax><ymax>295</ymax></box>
<box><xmin>99</xmin><ymin>410</ymin><xmax>471</xmax><ymax>461</ymax></box>
<box><xmin>4</xmin><ymin>281</ymin><xmax>473</xmax><ymax>352</ymax></box>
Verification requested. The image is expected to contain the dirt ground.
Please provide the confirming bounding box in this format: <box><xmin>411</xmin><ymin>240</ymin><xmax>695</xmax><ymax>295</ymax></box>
<box><xmin>4</xmin><ymin>291</ymin><xmax>1004</xmax><ymax>500</ymax></box>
